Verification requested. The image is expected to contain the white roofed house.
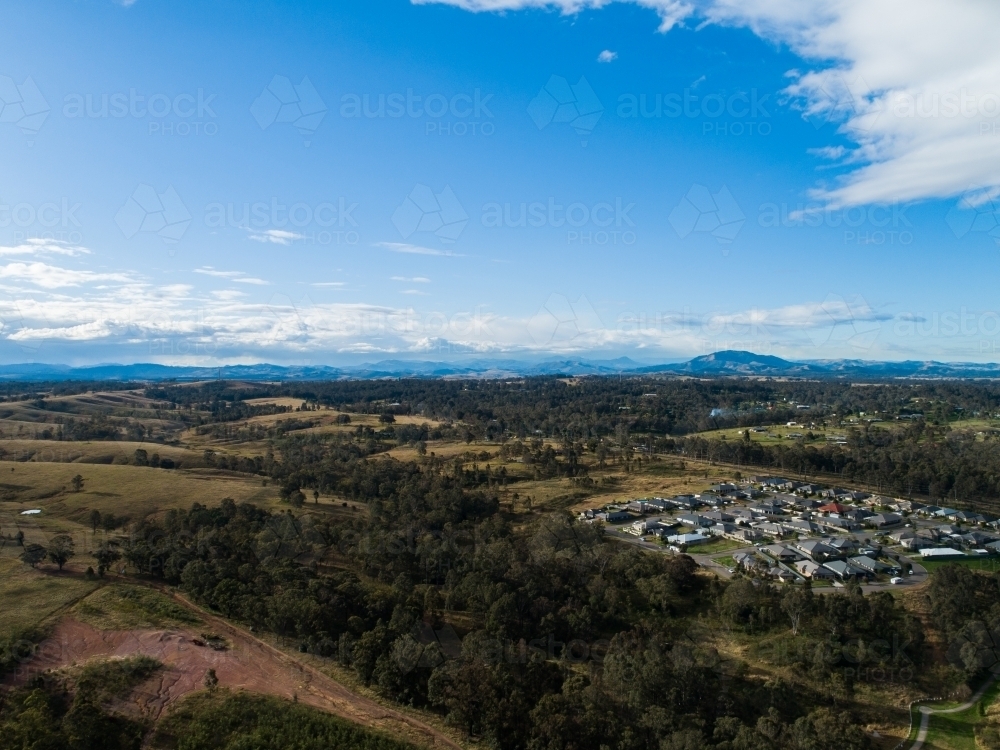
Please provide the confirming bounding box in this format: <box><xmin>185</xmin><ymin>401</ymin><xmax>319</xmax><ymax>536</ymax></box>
<box><xmin>666</xmin><ymin>532</ymin><xmax>711</xmax><ymax>549</ymax></box>
<box><xmin>900</xmin><ymin>536</ymin><xmax>932</xmax><ymax>551</ymax></box>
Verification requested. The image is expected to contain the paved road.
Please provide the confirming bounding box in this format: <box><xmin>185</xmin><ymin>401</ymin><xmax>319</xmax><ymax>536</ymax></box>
<box><xmin>909</xmin><ymin>676</ymin><xmax>997</xmax><ymax>750</ymax></box>
<box><xmin>604</xmin><ymin>526</ymin><xmax>928</xmax><ymax>593</ymax></box>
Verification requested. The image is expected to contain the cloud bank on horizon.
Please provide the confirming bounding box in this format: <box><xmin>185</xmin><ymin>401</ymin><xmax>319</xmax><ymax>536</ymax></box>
<box><xmin>417</xmin><ymin>0</ymin><xmax>1000</xmax><ymax>208</ymax></box>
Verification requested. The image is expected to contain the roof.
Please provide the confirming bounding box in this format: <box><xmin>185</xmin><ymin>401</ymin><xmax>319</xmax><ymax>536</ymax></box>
<box><xmin>919</xmin><ymin>547</ymin><xmax>965</xmax><ymax>558</ymax></box>
<box><xmin>819</xmin><ymin>502</ymin><xmax>852</xmax><ymax>513</ymax></box>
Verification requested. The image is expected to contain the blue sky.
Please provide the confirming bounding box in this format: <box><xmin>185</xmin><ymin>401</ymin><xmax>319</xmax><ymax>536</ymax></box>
<box><xmin>1</xmin><ymin>0</ymin><xmax>999</xmax><ymax>365</ymax></box>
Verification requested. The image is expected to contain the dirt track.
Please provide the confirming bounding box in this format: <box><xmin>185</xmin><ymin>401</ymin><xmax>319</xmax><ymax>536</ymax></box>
<box><xmin>6</xmin><ymin>582</ymin><xmax>463</xmax><ymax>750</ymax></box>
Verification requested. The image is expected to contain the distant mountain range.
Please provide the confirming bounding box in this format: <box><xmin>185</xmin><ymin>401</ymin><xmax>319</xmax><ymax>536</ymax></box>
<box><xmin>3</xmin><ymin>350</ymin><xmax>1000</xmax><ymax>381</ymax></box>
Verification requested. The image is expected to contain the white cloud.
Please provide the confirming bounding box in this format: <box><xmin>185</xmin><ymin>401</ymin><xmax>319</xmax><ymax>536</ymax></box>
<box><xmin>418</xmin><ymin>0</ymin><xmax>1000</xmax><ymax>207</ymax></box>
<box><xmin>401</xmin><ymin>289</ymin><xmax>430</xmax><ymax>295</ymax></box>
<box><xmin>376</xmin><ymin>242</ymin><xmax>464</xmax><ymax>257</ymax></box>
<box><xmin>311</xmin><ymin>281</ymin><xmax>347</xmax><ymax>287</ymax></box>
<box><xmin>194</xmin><ymin>267</ymin><xmax>269</xmax><ymax>285</ymax></box>
<box><xmin>597</xmin><ymin>49</ymin><xmax>618</xmax><ymax>63</ymax></box>
<box><xmin>0</xmin><ymin>262</ymin><xmax>133</xmax><ymax>289</ymax></box>
<box><xmin>0</xmin><ymin>239</ymin><xmax>90</xmax><ymax>257</ymax></box>
<box><xmin>391</xmin><ymin>276</ymin><xmax>431</xmax><ymax>283</ymax></box>
<box><xmin>249</xmin><ymin>229</ymin><xmax>304</xmax><ymax>245</ymax></box>
<box><xmin>410</xmin><ymin>0</ymin><xmax>693</xmax><ymax>31</ymax></box>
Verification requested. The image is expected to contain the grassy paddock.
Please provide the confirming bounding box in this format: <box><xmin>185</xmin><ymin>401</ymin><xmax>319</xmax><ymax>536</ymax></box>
<box><xmin>0</xmin><ymin>556</ymin><xmax>98</xmax><ymax>640</ymax></box>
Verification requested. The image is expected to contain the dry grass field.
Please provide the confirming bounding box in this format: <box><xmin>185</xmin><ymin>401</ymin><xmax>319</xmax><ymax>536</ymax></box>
<box><xmin>0</xmin><ymin>556</ymin><xmax>98</xmax><ymax>639</ymax></box>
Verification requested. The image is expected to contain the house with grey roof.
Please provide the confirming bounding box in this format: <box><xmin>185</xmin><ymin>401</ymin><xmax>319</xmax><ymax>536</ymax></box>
<box><xmin>795</xmin><ymin>540</ymin><xmax>839</xmax><ymax>561</ymax></box>
<box><xmin>823</xmin><ymin>560</ymin><xmax>868</xmax><ymax>580</ymax></box>
<box><xmin>867</xmin><ymin>512</ymin><xmax>903</xmax><ymax>528</ymax></box>
<box><xmin>761</xmin><ymin>544</ymin><xmax>802</xmax><ymax>563</ymax></box>
<box><xmin>849</xmin><ymin>555</ymin><xmax>897</xmax><ymax>575</ymax></box>
<box><xmin>796</xmin><ymin>560</ymin><xmax>835</xmax><ymax>580</ymax></box>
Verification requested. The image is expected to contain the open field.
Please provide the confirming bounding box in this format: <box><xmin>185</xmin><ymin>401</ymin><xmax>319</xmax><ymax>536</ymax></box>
<box><xmin>0</xmin><ymin>556</ymin><xmax>98</xmax><ymax>640</ymax></box>
<box><xmin>0</xmin><ymin>461</ymin><xmax>280</xmax><ymax>532</ymax></box>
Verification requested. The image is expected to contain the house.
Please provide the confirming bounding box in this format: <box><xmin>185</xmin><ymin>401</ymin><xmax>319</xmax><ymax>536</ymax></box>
<box><xmin>771</xmin><ymin>567</ymin><xmax>798</xmax><ymax>583</ymax></box>
<box><xmin>730</xmin><ymin>508</ymin><xmax>757</xmax><ymax>524</ymax></box>
<box><xmin>750</xmin><ymin>503</ymin><xmax>784</xmax><ymax>517</ymax></box>
<box><xmin>819</xmin><ymin>517</ymin><xmax>862</xmax><ymax>533</ymax></box>
<box><xmin>935</xmin><ymin>507</ymin><xmax>960</xmax><ymax>518</ymax></box>
<box><xmin>794</xmin><ymin>498</ymin><xmax>823</xmax><ymax>510</ymax></box>
<box><xmin>698</xmin><ymin>493</ymin><xmax>725</xmax><ymax>506</ymax></box>
<box><xmin>733</xmin><ymin>551</ymin><xmax>760</xmax><ymax>570</ymax></box>
<box><xmin>627</xmin><ymin>500</ymin><xmax>654</xmax><ymax>514</ymax></box>
<box><xmin>796</xmin><ymin>484</ymin><xmax>821</xmax><ymax>496</ymax></box>
<box><xmin>959</xmin><ymin>531</ymin><xmax>997</xmax><ymax>547</ymax></box>
<box><xmin>795</xmin><ymin>540</ymin><xmax>839</xmax><ymax>561</ymax></box>
<box><xmin>826</xmin><ymin>537</ymin><xmax>859</xmax><ymax>555</ymax></box>
<box><xmin>919</xmin><ymin>547</ymin><xmax>965</xmax><ymax>560</ymax></box>
<box><xmin>669</xmin><ymin>495</ymin><xmax>701</xmax><ymax>510</ymax></box>
<box><xmin>985</xmin><ymin>540</ymin><xmax>1000</xmax><ymax>554</ymax></box>
<box><xmin>595</xmin><ymin>510</ymin><xmax>632</xmax><ymax>523</ymax></box>
<box><xmin>818</xmin><ymin>502</ymin><xmax>852</xmax><ymax>514</ymax></box>
<box><xmin>888</xmin><ymin>529</ymin><xmax>916</xmax><ymax>543</ymax></box>
<box><xmin>918</xmin><ymin>505</ymin><xmax>942</xmax><ymax>516</ymax></box>
<box><xmin>867</xmin><ymin>513</ymin><xmax>903</xmax><ymax>529</ymax></box>
<box><xmin>627</xmin><ymin>518</ymin><xmax>672</xmax><ymax>535</ymax></box>
<box><xmin>938</xmin><ymin>524</ymin><xmax>962</xmax><ymax>536</ymax></box>
<box><xmin>703</xmin><ymin>510</ymin><xmax>735</xmax><ymax>523</ymax></box>
<box><xmin>893</xmin><ymin>500</ymin><xmax>924</xmax><ymax>513</ymax></box>
<box><xmin>843</xmin><ymin>508</ymin><xmax>875</xmax><ymax>522</ymax></box>
<box><xmin>751</xmin><ymin>522</ymin><xmax>787</xmax><ymax>538</ymax></box>
<box><xmin>678</xmin><ymin>513</ymin><xmax>713</xmax><ymax>528</ymax></box>
<box><xmin>761</xmin><ymin>544</ymin><xmax>802</xmax><ymax>563</ymax></box>
<box><xmin>823</xmin><ymin>560</ymin><xmax>868</xmax><ymax>580</ymax></box>
<box><xmin>821</xmin><ymin>489</ymin><xmax>851</xmax><ymax>501</ymax></box>
<box><xmin>783</xmin><ymin>519</ymin><xmax>821</xmax><ymax>535</ymax></box>
<box><xmin>951</xmin><ymin>510</ymin><xmax>988</xmax><ymax>524</ymax></box>
<box><xmin>727</xmin><ymin>527</ymin><xmax>763</xmax><ymax>543</ymax></box>
<box><xmin>796</xmin><ymin>560</ymin><xmax>835</xmax><ymax>580</ymax></box>
<box><xmin>849</xmin><ymin>555</ymin><xmax>896</xmax><ymax>575</ymax></box>
<box><xmin>709</xmin><ymin>522</ymin><xmax>739</xmax><ymax>537</ymax></box>
<box><xmin>901</xmin><ymin>537</ymin><xmax>932</xmax><ymax>551</ymax></box>
<box><xmin>710</xmin><ymin>483</ymin><xmax>739</xmax><ymax>495</ymax></box>
<box><xmin>666</xmin><ymin>533</ymin><xmax>710</xmax><ymax>547</ymax></box>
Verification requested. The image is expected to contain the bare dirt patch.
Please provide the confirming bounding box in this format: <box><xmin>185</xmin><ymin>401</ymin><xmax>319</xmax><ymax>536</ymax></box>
<box><xmin>6</xmin><ymin>612</ymin><xmax>460</xmax><ymax>749</ymax></box>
